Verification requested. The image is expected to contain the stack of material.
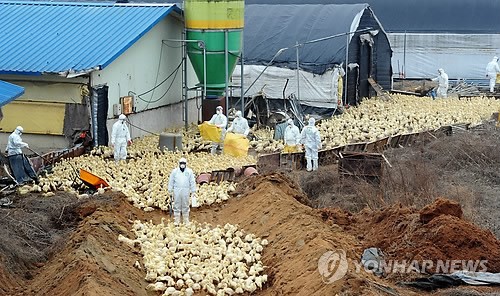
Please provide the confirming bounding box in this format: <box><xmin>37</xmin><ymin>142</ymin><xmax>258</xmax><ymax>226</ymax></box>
<box><xmin>448</xmin><ymin>81</ymin><xmax>481</xmax><ymax>97</ymax></box>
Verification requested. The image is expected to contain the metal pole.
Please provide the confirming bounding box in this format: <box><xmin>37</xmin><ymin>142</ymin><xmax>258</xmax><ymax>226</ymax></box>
<box><xmin>296</xmin><ymin>41</ymin><xmax>300</xmax><ymax>100</ymax></box>
<box><xmin>240</xmin><ymin>34</ymin><xmax>244</xmax><ymax>113</ymax></box>
<box><xmin>225</xmin><ymin>30</ymin><xmax>229</xmax><ymax>114</ymax></box>
<box><xmin>345</xmin><ymin>33</ymin><xmax>349</xmax><ymax>105</ymax></box>
<box><xmin>403</xmin><ymin>31</ymin><xmax>407</xmax><ymax>79</ymax></box>
<box><xmin>203</xmin><ymin>45</ymin><xmax>206</xmax><ymax>105</ymax></box>
<box><xmin>183</xmin><ymin>30</ymin><xmax>188</xmax><ymax>130</ymax></box>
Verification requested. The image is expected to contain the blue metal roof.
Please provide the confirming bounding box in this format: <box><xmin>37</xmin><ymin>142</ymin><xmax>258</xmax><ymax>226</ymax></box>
<box><xmin>0</xmin><ymin>1</ymin><xmax>180</xmax><ymax>75</ymax></box>
<box><xmin>0</xmin><ymin>80</ymin><xmax>24</xmax><ymax>106</ymax></box>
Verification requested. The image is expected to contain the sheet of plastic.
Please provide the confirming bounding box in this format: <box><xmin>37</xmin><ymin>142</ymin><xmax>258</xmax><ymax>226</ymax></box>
<box><xmin>198</xmin><ymin>122</ymin><xmax>222</xmax><ymax>142</ymax></box>
<box><xmin>390</xmin><ymin>33</ymin><xmax>500</xmax><ymax>79</ymax></box>
<box><xmin>223</xmin><ymin>132</ymin><xmax>249</xmax><ymax>157</ymax></box>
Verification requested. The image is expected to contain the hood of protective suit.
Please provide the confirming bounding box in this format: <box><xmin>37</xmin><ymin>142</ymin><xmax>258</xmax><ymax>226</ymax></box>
<box><xmin>494</xmin><ymin>57</ymin><xmax>499</xmax><ymax>62</ymax></box>
<box><xmin>287</xmin><ymin>119</ymin><xmax>294</xmax><ymax>126</ymax></box>
<box><xmin>15</xmin><ymin>126</ymin><xmax>23</xmax><ymax>135</ymax></box>
<box><xmin>179</xmin><ymin>157</ymin><xmax>187</xmax><ymax>171</ymax></box>
<box><xmin>235</xmin><ymin>111</ymin><xmax>242</xmax><ymax>118</ymax></box>
<box><xmin>308</xmin><ymin>117</ymin><xmax>315</xmax><ymax>126</ymax></box>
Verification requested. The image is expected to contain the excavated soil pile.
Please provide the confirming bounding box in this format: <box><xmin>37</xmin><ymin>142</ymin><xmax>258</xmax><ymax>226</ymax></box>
<box><xmin>419</xmin><ymin>197</ymin><xmax>463</xmax><ymax>224</ymax></box>
<box><xmin>349</xmin><ymin>198</ymin><xmax>500</xmax><ymax>274</ymax></box>
<box><xmin>193</xmin><ymin>173</ymin><xmax>415</xmax><ymax>296</ymax></box>
<box><xmin>0</xmin><ymin>192</ymin><xmax>109</xmax><ymax>295</ymax></box>
<box><xmin>0</xmin><ymin>175</ymin><xmax>422</xmax><ymax>296</ymax></box>
<box><xmin>9</xmin><ymin>192</ymin><xmax>166</xmax><ymax>296</ymax></box>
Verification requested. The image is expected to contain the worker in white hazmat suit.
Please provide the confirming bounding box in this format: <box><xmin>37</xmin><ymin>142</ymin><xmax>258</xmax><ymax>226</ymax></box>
<box><xmin>111</xmin><ymin>114</ymin><xmax>132</xmax><ymax>163</ymax></box>
<box><xmin>5</xmin><ymin>126</ymin><xmax>37</xmax><ymax>184</ymax></box>
<box><xmin>227</xmin><ymin>110</ymin><xmax>250</xmax><ymax>136</ymax></box>
<box><xmin>208</xmin><ymin>106</ymin><xmax>227</xmax><ymax>154</ymax></box>
<box><xmin>300</xmin><ymin>117</ymin><xmax>322</xmax><ymax>172</ymax></box>
<box><xmin>486</xmin><ymin>56</ymin><xmax>500</xmax><ymax>93</ymax></box>
<box><xmin>432</xmin><ymin>68</ymin><xmax>449</xmax><ymax>98</ymax></box>
<box><xmin>283</xmin><ymin>119</ymin><xmax>301</xmax><ymax>153</ymax></box>
<box><xmin>168</xmin><ymin>157</ymin><xmax>197</xmax><ymax>226</ymax></box>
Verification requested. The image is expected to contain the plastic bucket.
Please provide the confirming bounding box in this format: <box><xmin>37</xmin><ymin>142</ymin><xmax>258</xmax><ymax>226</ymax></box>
<box><xmin>243</xmin><ymin>166</ymin><xmax>258</xmax><ymax>176</ymax></box>
<box><xmin>196</xmin><ymin>173</ymin><xmax>212</xmax><ymax>185</ymax></box>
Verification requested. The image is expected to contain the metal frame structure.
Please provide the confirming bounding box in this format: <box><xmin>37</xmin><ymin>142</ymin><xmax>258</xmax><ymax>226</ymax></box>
<box><xmin>169</xmin><ymin>28</ymin><xmax>244</xmax><ymax>129</ymax></box>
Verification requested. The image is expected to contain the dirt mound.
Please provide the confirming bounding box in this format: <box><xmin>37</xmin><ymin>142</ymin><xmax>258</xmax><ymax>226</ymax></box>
<box><xmin>193</xmin><ymin>173</ymin><xmax>416</xmax><ymax>295</ymax></box>
<box><xmin>9</xmin><ymin>192</ymin><xmax>166</xmax><ymax>296</ymax></box>
<box><xmin>419</xmin><ymin>197</ymin><xmax>463</xmax><ymax>224</ymax></box>
<box><xmin>354</xmin><ymin>199</ymin><xmax>500</xmax><ymax>274</ymax></box>
<box><xmin>0</xmin><ymin>192</ymin><xmax>108</xmax><ymax>295</ymax></box>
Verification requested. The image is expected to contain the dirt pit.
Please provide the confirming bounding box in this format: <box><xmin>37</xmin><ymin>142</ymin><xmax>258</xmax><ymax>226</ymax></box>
<box><xmin>0</xmin><ymin>191</ymin><xmax>161</xmax><ymax>296</ymax></box>
<box><xmin>0</xmin><ymin>174</ymin><xmax>499</xmax><ymax>295</ymax></box>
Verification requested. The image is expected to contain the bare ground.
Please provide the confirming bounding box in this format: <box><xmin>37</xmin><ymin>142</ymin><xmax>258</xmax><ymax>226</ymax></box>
<box><xmin>0</xmin><ymin>124</ymin><xmax>499</xmax><ymax>295</ymax></box>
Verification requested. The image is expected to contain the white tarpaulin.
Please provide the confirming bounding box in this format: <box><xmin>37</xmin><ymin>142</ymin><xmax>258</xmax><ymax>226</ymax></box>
<box><xmin>231</xmin><ymin>65</ymin><xmax>344</xmax><ymax>108</ymax></box>
<box><xmin>452</xmin><ymin>271</ymin><xmax>500</xmax><ymax>286</ymax></box>
<box><xmin>390</xmin><ymin>33</ymin><xmax>500</xmax><ymax>79</ymax></box>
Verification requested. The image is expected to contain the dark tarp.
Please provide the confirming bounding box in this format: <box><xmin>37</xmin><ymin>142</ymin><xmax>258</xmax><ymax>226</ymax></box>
<box><xmin>91</xmin><ymin>85</ymin><xmax>109</xmax><ymax>146</ymax></box>
<box><xmin>63</xmin><ymin>103</ymin><xmax>90</xmax><ymax>140</ymax></box>
<box><xmin>54</xmin><ymin>0</ymin><xmax>500</xmax><ymax>34</ymax></box>
<box><xmin>242</xmin><ymin>0</ymin><xmax>500</xmax><ymax>34</ymax></box>
<box><xmin>244</xmin><ymin>4</ymin><xmax>370</xmax><ymax>75</ymax></box>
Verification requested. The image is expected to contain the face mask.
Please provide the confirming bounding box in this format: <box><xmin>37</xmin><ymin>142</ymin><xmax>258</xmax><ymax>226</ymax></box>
<box><xmin>179</xmin><ymin>163</ymin><xmax>186</xmax><ymax>171</ymax></box>
<box><xmin>216</xmin><ymin>110</ymin><xmax>221</xmax><ymax>115</ymax></box>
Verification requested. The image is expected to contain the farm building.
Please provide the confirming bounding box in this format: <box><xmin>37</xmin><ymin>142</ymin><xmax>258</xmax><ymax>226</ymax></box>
<box><xmin>244</xmin><ymin>0</ymin><xmax>500</xmax><ymax>81</ymax></box>
<box><xmin>230</xmin><ymin>3</ymin><xmax>392</xmax><ymax>110</ymax></box>
<box><xmin>0</xmin><ymin>1</ymin><xmax>199</xmax><ymax>151</ymax></box>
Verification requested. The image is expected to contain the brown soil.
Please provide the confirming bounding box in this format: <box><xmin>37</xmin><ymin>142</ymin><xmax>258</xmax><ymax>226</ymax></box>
<box><xmin>0</xmin><ymin>174</ymin><xmax>499</xmax><ymax>295</ymax></box>
<box><xmin>325</xmin><ymin>198</ymin><xmax>500</xmax><ymax>274</ymax></box>
<box><xmin>419</xmin><ymin>197</ymin><xmax>463</xmax><ymax>224</ymax></box>
<box><xmin>193</xmin><ymin>173</ymin><xmax>415</xmax><ymax>295</ymax></box>
<box><xmin>1</xmin><ymin>192</ymin><xmax>166</xmax><ymax>296</ymax></box>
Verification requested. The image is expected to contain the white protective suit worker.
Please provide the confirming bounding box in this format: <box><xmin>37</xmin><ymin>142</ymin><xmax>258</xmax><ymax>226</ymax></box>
<box><xmin>486</xmin><ymin>56</ymin><xmax>500</xmax><ymax>93</ymax></box>
<box><xmin>283</xmin><ymin>119</ymin><xmax>301</xmax><ymax>153</ymax></box>
<box><xmin>300</xmin><ymin>117</ymin><xmax>322</xmax><ymax>172</ymax></box>
<box><xmin>5</xmin><ymin>126</ymin><xmax>38</xmax><ymax>184</ymax></box>
<box><xmin>227</xmin><ymin>110</ymin><xmax>250</xmax><ymax>136</ymax></box>
<box><xmin>111</xmin><ymin>114</ymin><xmax>132</xmax><ymax>162</ymax></box>
<box><xmin>208</xmin><ymin>106</ymin><xmax>227</xmax><ymax>154</ymax></box>
<box><xmin>168</xmin><ymin>157</ymin><xmax>197</xmax><ymax>226</ymax></box>
<box><xmin>432</xmin><ymin>68</ymin><xmax>449</xmax><ymax>98</ymax></box>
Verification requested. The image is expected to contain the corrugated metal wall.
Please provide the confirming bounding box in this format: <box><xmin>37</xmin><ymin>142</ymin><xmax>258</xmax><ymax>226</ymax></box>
<box><xmin>0</xmin><ymin>77</ymin><xmax>87</xmax><ymax>135</ymax></box>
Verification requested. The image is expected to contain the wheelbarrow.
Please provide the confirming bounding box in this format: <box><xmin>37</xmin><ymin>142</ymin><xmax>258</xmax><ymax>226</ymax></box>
<box><xmin>78</xmin><ymin>169</ymin><xmax>109</xmax><ymax>190</ymax></box>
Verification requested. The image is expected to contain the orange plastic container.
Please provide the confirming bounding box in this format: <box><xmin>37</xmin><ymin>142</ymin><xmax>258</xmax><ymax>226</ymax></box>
<box><xmin>79</xmin><ymin>169</ymin><xmax>109</xmax><ymax>189</ymax></box>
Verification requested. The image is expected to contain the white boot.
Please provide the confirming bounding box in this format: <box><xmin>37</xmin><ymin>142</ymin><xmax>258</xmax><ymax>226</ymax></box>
<box><xmin>174</xmin><ymin>213</ymin><xmax>181</xmax><ymax>226</ymax></box>
<box><xmin>306</xmin><ymin>158</ymin><xmax>312</xmax><ymax>172</ymax></box>
<box><xmin>312</xmin><ymin>159</ymin><xmax>318</xmax><ymax>171</ymax></box>
<box><xmin>210</xmin><ymin>144</ymin><xmax>217</xmax><ymax>155</ymax></box>
<box><xmin>183</xmin><ymin>214</ymin><xmax>190</xmax><ymax>226</ymax></box>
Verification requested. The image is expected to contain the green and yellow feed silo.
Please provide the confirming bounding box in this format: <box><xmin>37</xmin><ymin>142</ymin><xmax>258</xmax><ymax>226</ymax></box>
<box><xmin>185</xmin><ymin>0</ymin><xmax>244</xmax><ymax>102</ymax></box>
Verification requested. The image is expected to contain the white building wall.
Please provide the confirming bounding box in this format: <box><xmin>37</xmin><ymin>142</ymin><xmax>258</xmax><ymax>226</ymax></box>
<box><xmin>389</xmin><ymin>33</ymin><xmax>500</xmax><ymax>80</ymax></box>
<box><xmin>106</xmin><ymin>98</ymin><xmax>201</xmax><ymax>140</ymax></box>
<box><xmin>91</xmin><ymin>14</ymin><xmax>198</xmax><ymax>121</ymax></box>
